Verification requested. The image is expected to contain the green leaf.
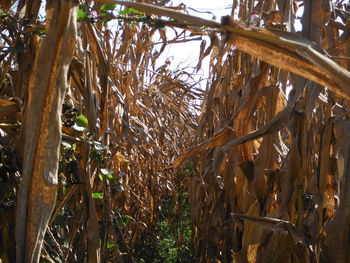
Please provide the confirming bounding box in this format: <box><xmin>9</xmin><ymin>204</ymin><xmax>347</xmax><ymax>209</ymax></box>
<box><xmin>76</xmin><ymin>114</ymin><xmax>88</xmax><ymax>127</ymax></box>
<box><xmin>92</xmin><ymin>192</ymin><xmax>103</xmax><ymax>199</ymax></box>
<box><xmin>77</xmin><ymin>7</ymin><xmax>87</xmax><ymax>20</ymax></box>
<box><xmin>98</xmin><ymin>172</ymin><xmax>113</xmax><ymax>181</ymax></box>
<box><xmin>99</xmin><ymin>169</ymin><xmax>114</xmax><ymax>182</ymax></box>
<box><xmin>116</xmin><ymin>214</ymin><xmax>131</xmax><ymax>228</ymax></box>
<box><xmin>72</xmin><ymin>143</ymin><xmax>77</xmax><ymax>153</ymax></box>
<box><xmin>123</xmin><ymin>215</ymin><xmax>131</xmax><ymax>225</ymax></box>
<box><xmin>137</xmin><ymin>17</ymin><xmax>148</xmax><ymax>23</ymax></box>
<box><xmin>62</xmin><ymin>185</ymin><xmax>67</xmax><ymax>195</ymax></box>
<box><xmin>100</xmin><ymin>10</ymin><xmax>115</xmax><ymax>22</ymax></box>
<box><xmin>119</xmin><ymin>8</ymin><xmax>144</xmax><ymax>15</ymax></box>
<box><xmin>130</xmin><ymin>8</ymin><xmax>144</xmax><ymax>15</ymax></box>
<box><xmin>37</xmin><ymin>29</ymin><xmax>46</xmax><ymax>35</ymax></box>
<box><xmin>100</xmin><ymin>4</ymin><xmax>116</xmax><ymax>11</ymax></box>
<box><xmin>107</xmin><ymin>242</ymin><xmax>116</xmax><ymax>249</ymax></box>
<box><xmin>100</xmin><ymin>11</ymin><xmax>109</xmax><ymax>17</ymax></box>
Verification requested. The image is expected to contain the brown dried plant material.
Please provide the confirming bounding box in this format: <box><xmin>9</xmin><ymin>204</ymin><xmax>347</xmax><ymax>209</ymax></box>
<box><xmin>221</xmin><ymin>15</ymin><xmax>350</xmax><ymax>100</ymax></box>
<box><xmin>320</xmin><ymin>120</ymin><xmax>350</xmax><ymax>263</ymax></box>
<box><xmin>1</xmin><ymin>0</ymin><xmax>350</xmax><ymax>262</ymax></box>
<box><xmin>15</xmin><ymin>1</ymin><xmax>78</xmax><ymax>262</ymax></box>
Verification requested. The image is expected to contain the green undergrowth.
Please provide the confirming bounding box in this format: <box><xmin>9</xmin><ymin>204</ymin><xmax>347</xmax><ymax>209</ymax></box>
<box><xmin>136</xmin><ymin>190</ymin><xmax>192</xmax><ymax>263</ymax></box>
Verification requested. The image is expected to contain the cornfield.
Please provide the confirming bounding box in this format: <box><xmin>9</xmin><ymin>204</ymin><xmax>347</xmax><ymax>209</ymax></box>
<box><xmin>0</xmin><ymin>0</ymin><xmax>350</xmax><ymax>262</ymax></box>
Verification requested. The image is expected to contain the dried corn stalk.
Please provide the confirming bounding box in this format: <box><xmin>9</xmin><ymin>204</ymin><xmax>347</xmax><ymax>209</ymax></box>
<box><xmin>1</xmin><ymin>0</ymin><xmax>350</xmax><ymax>262</ymax></box>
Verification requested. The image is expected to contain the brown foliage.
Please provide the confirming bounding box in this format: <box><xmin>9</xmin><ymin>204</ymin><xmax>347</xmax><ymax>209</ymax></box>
<box><xmin>175</xmin><ymin>1</ymin><xmax>350</xmax><ymax>262</ymax></box>
<box><xmin>1</xmin><ymin>0</ymin><xmax>350</xmax><ymax>262</ymax></box>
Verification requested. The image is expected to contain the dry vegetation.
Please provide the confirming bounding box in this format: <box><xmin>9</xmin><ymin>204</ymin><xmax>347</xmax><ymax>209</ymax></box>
<box><xmin>1</xmin><ymin>0</ymin><xmax>350</xmax><ymax>262</ymax></box>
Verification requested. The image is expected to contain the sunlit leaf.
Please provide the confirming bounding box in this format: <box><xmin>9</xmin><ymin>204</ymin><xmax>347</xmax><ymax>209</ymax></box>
<box><xmin>99</xmin><ymin>169</ymin><xmax>114</xmax><ymax>181</ymax></box>
<box><xmin>98</xmin><ymin>172</ymin><xmax>103</xmax><ymax>182</ymax></box>
<box><xmin>100</xmin><ymin>4</ymin><xmax>116</xmax><ymax>11</ymax></box>
<box><xmin>92</xmin><ymin>192</ymin><xmax>103</xmax><ymax>199</ymax></box>
<box><xmin>107</xmin><ymin>242</ymin><xmax>116</xmax><ymax>248</ymax></box>
<box><xmin>77</xmin><ymin>7</ymin><xmax>87</xmax><ymax>20</ymax></box>
<box><xmin>75</xmin><ymin>114</ymin><xmax>88</xmax><ymax>127</ymax></box>
<box><xmin>119</xmin><ymin>8</ymin><xmax>144</xmax><ymax>15</ymax></box>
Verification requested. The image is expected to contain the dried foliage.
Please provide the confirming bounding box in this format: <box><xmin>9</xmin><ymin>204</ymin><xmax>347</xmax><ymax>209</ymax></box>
<box><xmin>1</xmin><ymin>0</ymin><xmax>350</xmax><ymax>263</ymax></box>
<box><xmin>174</xmin><ymin>1</ymin><xmax>350</xmax><ymax>263</ymax></box>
